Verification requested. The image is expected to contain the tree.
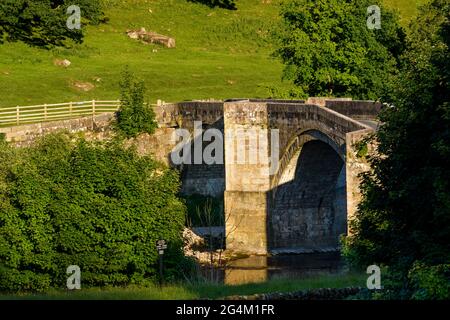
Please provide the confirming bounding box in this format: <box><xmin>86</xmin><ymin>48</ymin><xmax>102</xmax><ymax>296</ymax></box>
<box><xmin>343</xmin><ymin>0</ymin><xmax>450</xmax><ymax>298</ymax></box>
<box><xmin>0</xmin><ymin>133</ymin><xmax>188</xmax><ymax>291</ymax></box>
<box><xmin>273</xmin><ymin>0</ymin><xmax>405</xmax><ymax>99</ymax></box>
<box><xmin>115</xmin><ymin>68</ymin><xmax>158</xmax><ymax>138</ymax></box>
<box><xmin>0</xmin><ymin>0</ymin><xmax>105</xmax><ymax>48</ymax></box>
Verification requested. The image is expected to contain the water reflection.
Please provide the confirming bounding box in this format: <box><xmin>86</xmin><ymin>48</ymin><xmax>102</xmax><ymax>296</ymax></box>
<box><xmin>223</xmin><ymin>252</ymin><xmax>345</xmax><ymax>285</ymax></box>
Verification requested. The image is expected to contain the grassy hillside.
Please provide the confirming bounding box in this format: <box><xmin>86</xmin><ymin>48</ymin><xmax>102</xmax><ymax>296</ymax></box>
<box><xmin>0</xmin><ymin>0</ymin><xmax>288</xmax><ymax>108</ymax></box>
<box><xmin>383</xmin><ymin>0</ymin><xmax>429</xmax><ymax>25</ymax></box>
<box><xmin>0</xmin><ymin>0</ymin><xmax>428</xmax><ymax>108</ymax></box>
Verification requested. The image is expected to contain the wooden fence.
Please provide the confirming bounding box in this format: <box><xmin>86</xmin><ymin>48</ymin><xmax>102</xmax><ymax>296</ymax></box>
<box><xmin>0</xmin><ymin>100</ymin><xmax>121</xmax><ymax>126</ymax></box>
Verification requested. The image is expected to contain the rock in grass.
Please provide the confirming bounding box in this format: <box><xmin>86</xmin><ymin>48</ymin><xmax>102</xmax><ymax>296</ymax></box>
<box><xmin>71</xmin><ymin>80</ymin><xmax>95</xmax><ymax>92</ymax></box>
<box><xmin>54</xmin><ymin>58</ymin><xmax>71</xmax><ymax>68</ymax></box>
<box><xmin>126</xmin><ymin>28</ymin><xmax>176</xmax><ymax>48</ymax></box>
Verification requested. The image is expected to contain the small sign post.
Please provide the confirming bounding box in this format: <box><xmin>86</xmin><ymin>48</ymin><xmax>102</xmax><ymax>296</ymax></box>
<box><xmin>156</xmin><ymin>239</ymin><xmax>167</xmax><ymax>287</ymax></box>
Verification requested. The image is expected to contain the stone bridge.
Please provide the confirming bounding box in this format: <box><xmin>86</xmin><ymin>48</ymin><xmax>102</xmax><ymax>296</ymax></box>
<box><xmin>0</xmin><ymin>98</ymin><xmax>381</xmax><ymax>255</ymax></box>
<box><xmin>222</xmin><ymin>99</ymin><xmax>379</xmax><ymax>254</ymax></box>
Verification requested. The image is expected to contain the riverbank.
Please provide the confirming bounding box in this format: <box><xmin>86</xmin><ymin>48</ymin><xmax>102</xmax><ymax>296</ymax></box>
<box><xmin>1</xmin><ymin>273</ymin><xmax>366</xmax><ymax>300</ymax></box>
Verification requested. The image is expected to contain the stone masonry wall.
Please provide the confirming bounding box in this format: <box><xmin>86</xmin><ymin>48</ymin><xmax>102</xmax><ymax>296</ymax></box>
<box><xmin>0</xmin><ymin>113</ymin><xmax>114</xmax><ymax>147</ymax></box>
<box><xmin>345</xmin><ymin>128</ymin><xmax>374</xmax><ymax>235</ymax></box>
<box><xmin>0</xmin><ymin>113</ymin><xmax>177</xmax><ymax>166</ymax></box>
<box><xmin>0</xmin><ymin>104</ymin><xmax>226</xmax><ymax>198</ymax></box>
<box><xmin>325</xmin><ymin>100</ymin><xmax>382</xmax><ymax>121</ymax></box>
<box><xmin>224</xmin><ymin>102</ymin><xmax>272</xmax><ymax>254</ymax></box>
<box><xmin>269</xmin><ymin>140</ymin><xmax>346</xmax><ymax>252</ymax></box>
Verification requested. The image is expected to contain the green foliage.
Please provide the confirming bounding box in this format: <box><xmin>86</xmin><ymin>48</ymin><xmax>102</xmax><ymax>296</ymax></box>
<box><xmin>0</xmin><ymin>132</ymin><xmax>187</xmax><ymax>292</ymax></box>
<box><xmin>350</xmin><ymin>263</ymin><xmax>450</xmax><ymax>300</ymax></box>
<box><xmin>343</xmin><ymin>0</ymin><xmax>450</xmax><ymax>297</ymax></box>
<box><xmin>408</xmin><ymin>262</ymin><xmax>450</xmax><ymax>300</ymax></box>
<box><xmin>274</xmin><ymin>0</ymin><xmax>406</xmax><ymax>99</ymax></box>
<box><xmin>265</xmin><ymin>84</ymin><xmax>308</xmax><ymax>100</ymax></box>
<box><xmin>115</xmin><ymin>68</ymin><xmax>157</xmax><ymax>139</ymax></box>
<box><xmin>356</xmin><ymin>143</ymin><xmax>368</xmax><ymax>159</ymax></box>
<box><xmin>0</xmin><ymin>0</ymin><xmax>105</xmax><ymax>48</ymax></box>
<box><xmin>183</xmin><ymin>194</ymin><xmax>224</xmax><ymax>227</ymax></box>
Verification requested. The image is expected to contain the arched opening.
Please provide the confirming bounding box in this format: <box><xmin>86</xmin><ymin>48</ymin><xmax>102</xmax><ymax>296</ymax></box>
<box><xmin>269</xmin><ymin>139</ymin><xmax>346</xmax><ymax>253</ymax></box>
<box><xmin>178</xmin><ymin>120</ymin><xmax>225</xmax><ymax>197</ymax></box>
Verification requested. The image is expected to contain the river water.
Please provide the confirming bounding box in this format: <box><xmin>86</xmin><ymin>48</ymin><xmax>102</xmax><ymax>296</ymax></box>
<box><xmin>202</xmin><ymin>252</ymin><xmax>347</xmax><ymax>285</ymax></box>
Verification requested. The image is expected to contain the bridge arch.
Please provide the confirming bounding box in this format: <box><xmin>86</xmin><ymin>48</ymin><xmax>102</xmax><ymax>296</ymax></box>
<box><xmin>268</xmin><ymin>129</ymin><xmax>347</xmax><ymax>253</ymax></box>
<box><xmin>271</xmin><ymin>128</ymin><xmax>345</xmax><ymax>192</ymax></box>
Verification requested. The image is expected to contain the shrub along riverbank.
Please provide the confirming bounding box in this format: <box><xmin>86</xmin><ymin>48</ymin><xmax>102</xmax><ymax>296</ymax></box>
<box><xmin>0</xmin><ymin>132</ymin><xmax>190</xmax><ymax>291</ymax></box>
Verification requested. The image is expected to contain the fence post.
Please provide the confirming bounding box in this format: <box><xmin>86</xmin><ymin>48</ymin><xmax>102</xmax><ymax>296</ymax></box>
<box><xmin>69</xmin><ymin>102</ymin><xmax>73</xmax><ymax>116</ymax></box>
<box><xmin>16</xmin><ymin>106</ymin><xmax>19</xmax><ymax>125</ymax></box>
<box><xmin>92</xmin><ymin>100</ymin><xmax>96</xmax><ymax>116</ymax></box>
<box><xmin>44</xmin><ymin>104</ymin><xmax>47</xmax><ymax>120</ymax></box>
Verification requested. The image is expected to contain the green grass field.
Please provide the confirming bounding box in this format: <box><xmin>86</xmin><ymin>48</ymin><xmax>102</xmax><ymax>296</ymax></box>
<box><xmin>383</xmin><ymin>0</ymin><xmax>429</xmax><ymax>24</ymax></box>
<box><xmin>1</xmin><ymin>273</ymin><xmax>366</xmax><ymax>300</ymax></box>
<box><xmin>0</xmin><ymin>0</ymin><xmax>428</xmax><ymax>109</ymax></box>
<box><xmin>0</xmin><ymin>0</ymin><xmax>288</xmax><ymax>108</ymax></box>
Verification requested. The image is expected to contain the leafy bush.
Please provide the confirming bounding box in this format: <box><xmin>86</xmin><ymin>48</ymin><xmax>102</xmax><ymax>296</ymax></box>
<box><xmin>0</xmin><ymin>133</ymin><xmax>187</xmax><ymax>292</ymax></box>
<box><xmin>348</xmin><ymin>263</ymin><xmax>450</xmax><ymax>300</ymax></box>
<box><xmin>408</xmin><ymin>262</ymin><xmax>450</xmax><ymax>300</ymax></box>
<box><xmin>115</xmin><ymin>68</ymin><xmax>158</xmax><ymax>138</ymax></box>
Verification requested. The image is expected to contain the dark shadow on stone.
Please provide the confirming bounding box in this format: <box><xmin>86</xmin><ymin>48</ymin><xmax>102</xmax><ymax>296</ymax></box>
<box><xmin>268</xmin><ymin>140</ymin><xmax>347</xmax><ymax>252</ymax></box>
<box><xmin>174</xmin><ymin>118</ymin><xmax>225</xmax><ymax>198</ymax></box>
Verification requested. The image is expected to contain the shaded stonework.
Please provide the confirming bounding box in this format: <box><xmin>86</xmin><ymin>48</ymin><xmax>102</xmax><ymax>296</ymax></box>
<box><xmin>0</xmin><ymin>98</ymin><xmax>379</xmax><ymax>255</ymax></box>
<box><xmin>269</xmin><ymin>140</ymin><xmax>346</xmax><ymax>252</ymax></box>
<box><xmin>345</xmin><ymin>128</ymin><xmax>375</xmax><ymax>235</ymax></box>
<box><xmin>178</xmin><ymin>118</ymin><xmax>225</xmax><ymax>197</ymax></box>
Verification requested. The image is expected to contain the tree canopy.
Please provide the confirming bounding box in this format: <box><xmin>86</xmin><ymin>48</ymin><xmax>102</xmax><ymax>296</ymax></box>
<box><xmin>115</xmin><ymin>68</ymin><xmax>158</xmax><ymax>138</ymax></box>
<box><xmin>343</xmin><ymin>0</ymin><xmax>450</xmax><ymax>299</ymax></box>
<box><xmin>274</xmin><ymin>0</ymin><xmax>405</xmax><ymax>99</ymax></box>
<box><xmin>0</xmin><ymin>0</ymin><xmax>105</xmax><ymax>48</ymax></box>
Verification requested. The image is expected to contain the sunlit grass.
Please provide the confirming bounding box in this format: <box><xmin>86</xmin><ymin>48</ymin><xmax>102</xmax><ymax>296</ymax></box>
<box><xmin>0</xmin><ymin>272</ymin><xmax>366</xmax><ymax>300</ymax></box>
<box><xmin>0</xmin><ymin>0</ymin><xmax>428</xmax><ymax>109</ymax></box>
<box><xmin>383</xmin><ymin>0</ymin><xmax>429</xmax><ymax>25</ymax></box>
<box><xmin>0</xmin><ymin>0</ymin><xmax>287</xmax><ymax>108</ymax></box>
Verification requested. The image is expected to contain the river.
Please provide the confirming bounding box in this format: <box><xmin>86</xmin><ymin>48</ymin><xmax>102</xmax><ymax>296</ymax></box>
<box><xmin>202</xmin><ymin>252</ymin><xmax>347</xmax><ymax>285</ymax></box>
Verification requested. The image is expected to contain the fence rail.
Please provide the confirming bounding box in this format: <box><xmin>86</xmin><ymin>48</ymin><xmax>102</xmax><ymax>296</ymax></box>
<box><xmin>0</xmin><ymin>100</ymin><xmax>121</xmax><ymax>126</ymax></box>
